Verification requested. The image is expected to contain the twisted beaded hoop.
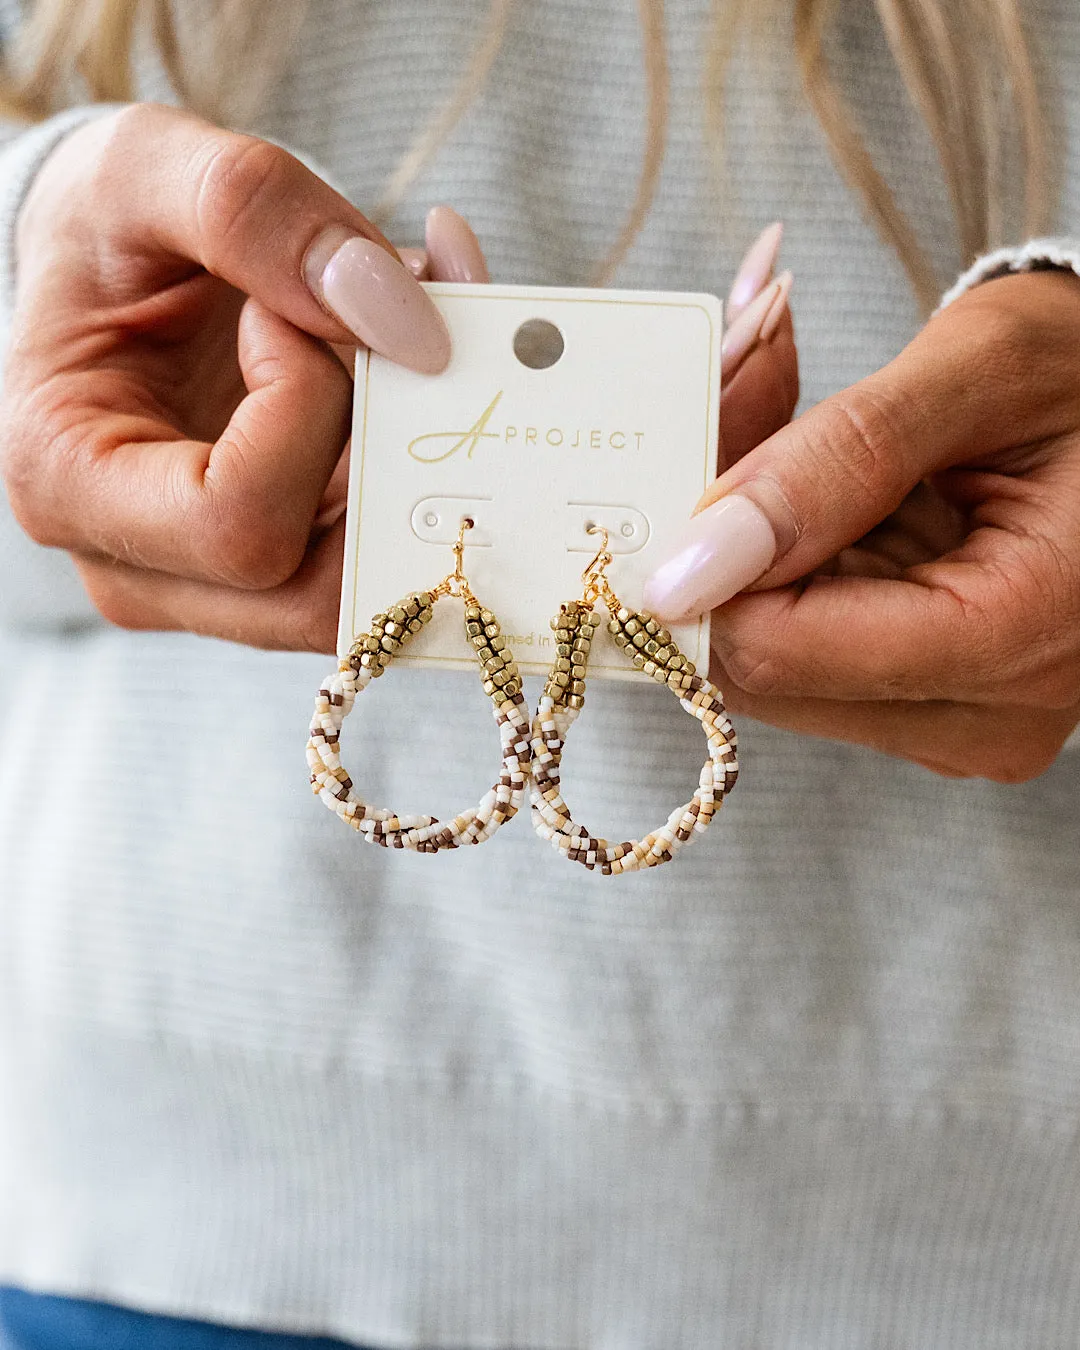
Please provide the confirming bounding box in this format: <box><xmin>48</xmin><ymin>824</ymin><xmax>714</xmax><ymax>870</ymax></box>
<box><xmin>308</xmin><ymin>521</ymin><xmax>531</xmax><ymax>851</ymax></box>
<box><xmin>530</xmin><ymin>529</ymin><xmax>738</xmax><ymax>873</ymax></box>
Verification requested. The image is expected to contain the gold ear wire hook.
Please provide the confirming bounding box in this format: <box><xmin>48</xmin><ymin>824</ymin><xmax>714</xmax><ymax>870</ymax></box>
<box><xmin>453</xmin><ymin>516</ymin><xmax>474</xmax><ymax>584</ymax></box>
<box><xmin>582</xmin><ymin>524</ymin><xmax>612</xmax><ymax>585</ymax></box>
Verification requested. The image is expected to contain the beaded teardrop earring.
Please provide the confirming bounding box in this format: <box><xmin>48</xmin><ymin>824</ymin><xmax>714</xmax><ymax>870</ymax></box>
<box><xmin>308</xmin><ymin>519</ymin><xmax>531</xmax><ymax>851</ymax></box>
<box><xmin>530</xmin><ymin>527</ymin><xmax>738</xmax><ymax>873</ymax></box>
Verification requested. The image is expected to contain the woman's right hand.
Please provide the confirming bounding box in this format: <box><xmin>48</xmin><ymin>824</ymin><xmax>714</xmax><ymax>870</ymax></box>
<box><xmin>0</xmin><ymin>103</ymin><xmax>488</xmax><ymax>653</ymax></box>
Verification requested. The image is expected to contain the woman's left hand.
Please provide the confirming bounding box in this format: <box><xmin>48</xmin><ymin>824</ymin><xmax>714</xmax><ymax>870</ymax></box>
<box><xmin>644</xmin><ymin>269</ymin><xmax>1080</xmax><ymax>781</ymax></box>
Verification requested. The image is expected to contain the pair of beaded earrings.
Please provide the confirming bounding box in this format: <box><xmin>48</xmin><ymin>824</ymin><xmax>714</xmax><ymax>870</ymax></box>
<box><xmin>307</xmin><ymin>521</ymin><xmax>738</xmax><ymax>873</ymax></box>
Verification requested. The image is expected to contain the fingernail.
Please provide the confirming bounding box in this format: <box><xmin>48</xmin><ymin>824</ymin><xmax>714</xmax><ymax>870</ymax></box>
<box><xmin>759</xmin><ymin>269</ymin><xmax>793</xmax><ymax>342</ymax></box>
<box><xmin>398</xmin><ymin>247</ymin><xmax>429</xmax><ymax>278</ymax></box>
<box><xmin>426</xmin><ymin>205</ymin><xmax>490</xmax><ymax>282</ymax></box>
<box><xmin>304</xmin><ymin>225</ymin><xmax>451</xmax><ymax>375</ymax></box>
<box><xmin>642</xmin><ymin>494</ymin><xmax>777</xmax><ymax>622</ymax></box>
<box><xmin>720</xmin><ymin>271</ymin><xmax>792</xmax><ymax>379</ymax></box>
<box><xmin>727</xmin><ymin>222</ymin><xmax>783</xmax><ymax>321</ymax></box>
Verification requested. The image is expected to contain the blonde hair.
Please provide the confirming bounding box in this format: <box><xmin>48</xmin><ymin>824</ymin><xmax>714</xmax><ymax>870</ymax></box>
<box><xmin>0</xmin><ymin>0</ymin><xmax>1053</xmax><ymax>306</ymax></box>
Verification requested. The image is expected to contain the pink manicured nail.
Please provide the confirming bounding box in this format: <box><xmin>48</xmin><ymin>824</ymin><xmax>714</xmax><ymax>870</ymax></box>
<box><xmin>727</xmin><ymin>222</ymin><xmax>783</xmax><ymax>321</ymax></box>
<box><xmin>425</xmin><ymin>205</ymin><xmax>490</xmax><ymax>282</ymax></box>
<box><xmin>304</xmin><ymin>225</ymin><xmax>450</xmax><ymax>375</ymax></box>
<box><xmin>642</xmin><ymin>494</ymin><xmax>777</xmax><ymax>621</ymax></box>
<box><xmin>720</xmin><ymin>271</ymin><xmax>792</xmax><ymax>379</ymax></box>
<box><xmin>398</xmin><ymin>247</ymin><xmax>429</xmax><ymax>278</ymax></box>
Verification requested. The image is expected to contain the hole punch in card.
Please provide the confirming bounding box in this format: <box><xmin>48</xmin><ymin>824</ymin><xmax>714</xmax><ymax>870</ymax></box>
<box><xmin>338</xmin><ymin>283</ymin><xmax>723</xmax><ymax>680</ymax></box>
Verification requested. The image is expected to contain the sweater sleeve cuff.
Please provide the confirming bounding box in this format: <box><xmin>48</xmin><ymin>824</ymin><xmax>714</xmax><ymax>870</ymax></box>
<box><xmin>936</xmin><ymin>237</ymin><xmax>1080</xmax><ymax>313</ymax></box>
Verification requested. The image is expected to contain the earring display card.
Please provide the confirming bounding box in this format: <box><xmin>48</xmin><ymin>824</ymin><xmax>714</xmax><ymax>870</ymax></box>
<box><xmin>339</xmin><ymin>282</ymin><xmax>722</xmax><ymax>680</ymax></box>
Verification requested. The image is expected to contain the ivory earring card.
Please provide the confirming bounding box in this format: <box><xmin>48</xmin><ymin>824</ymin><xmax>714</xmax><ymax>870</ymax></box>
<box><xmin>338</xmin><ymin>282</ymin><xmax>722</xmax><ymax>679</ymax></box>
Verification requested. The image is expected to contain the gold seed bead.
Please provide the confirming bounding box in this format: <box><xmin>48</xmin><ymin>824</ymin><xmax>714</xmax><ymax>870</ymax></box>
<box><xmin>372</xmin><ymin>613</ymin><xmax>388</xmax><ymax>628</ymax></box>
<box><xmin>380</xmin><ymin>636</ymin><xmax>399</xmax><ymax>653</ymax></box>
<box><xmin>568</xmin><ymin>693</ymin><xmax>585</xmax><ymax>709</ymax></box>
<box><xmin>471</xmin><ymin>634</ymin><xmax>487</xmax><ymax>650</ymax></box>
<box><xmin>377</xmin><ymin>651</ymin><xmax>391</xmax><ymax>667</ymax></box>
<box><xmin>503</xmin><ymin>678</ymin><xmax>521</xmax><ymax>696</ymax></box>
<box><xmin>573</xmin><ymin>636</ymin><xmax>590</xmax><ymax>652</ymax></box>
<box><xmin>669</xmin><ymin>654</ymin><xmax>685</xmax><ymax>670</ymax></box>
<box><xmin>362</xmin><ymin>636</ymin><xmax>380</xmax><ymax>652</ymax></box>
<box><xmin>466</xmin><ymin>621</ymin><xmax>482</xmax><ymax>637</ymax></box>
<box><xmin>625</xmin><ymin>619</ymin><xmax>642</xmax><ymax>636</ymax></box>
<box><xmin>632</xmin><ymin>653</ymin><xmax>646</xmax><ymax>669</ymax></box>
<box><xmin>492</xmin><ymin>689</ymin><xmax>508</xmax><ymax>705</ymax></box>
<box><xmin>655</xmin><ymin>645</ymin><xmax>673</xmax><ymax>664</ymax></box>
<box><xmin>608</xmin><ymin>618</ymin><xmax>620</xmax><ymax>633</ymax></box>
<box><xmin>492</xmin><ymin>670</ymin><xmax>508</xmax><ymax>687</ymax></box>
<box><xmin>405</xmin><ymin>598</ymin><xmax>420</xmax><ymax>618</ymax></box>
<box><xmin>483</xmin><ymin>678</ymin><xmax>496</xmax><ymax>695</ymax></box>
<box><xmin>408</xmin><ymin>618</ymin><xmax>423</xmax><ymax>634</ymax></box>
<box><xmin>645</xmin><ymin>619</ymin><xmax>659</xmax><ymax>635</ymax></box>
<box><xmin>644</xmin><ymin>639</ymin><xmax>659</xmax><ymax>656</ymax></box>
<box><xmin>570</xmin><ymin>679</ymin><xmax>586</xmax><ymax>695</ymax></box>
<box><xmin>390</xmin><ymin>606</ymin><xmax>407</xmax><ymax>623</ymax></box>
<box><xmin>370</xmin><ymin>663</ymin><xmax>386</xmax><ymax>677</ymax></box>
<box><xmin>480</xmin><ymin>609</ymin><xmax>495</xmax><ymax>625</ymax></box>
<box><xmin>554</xmin><ymin>671</ymin><xmax>570</xmax><ymax>687</ymax></box>
<box><xmin>465</xmin><ymin>604</ymin><xmax>481</xmax><ymax>620</ymax></box>
<box><xmin>614</xmin><ymin>633</ymin><xmax>631</xmax><ymax>647</ymax></box>
<box><xmin>683</xmin><ymin>661</ymin><xmax>696</xmax><ymax>676</ymax></box>
<box><xmin>632</xmin><ymin>632</ymin><xmax>648</xmax><ymax>649</ymax></box>
<box><xmin>418</xmin><ymin>592</ymin><xmax>434</xmax><ymax>607</ymax></box>
<box><xmin>556</xmin><ymin>643</ymin><xmax>572</xmax><ymax>658</ymax></box>
<box><xmin>556</xmin><ymin>628</ymin><xmax>571</xmax><ymax>643</ymax></box>
<box><xmin>571</xmin><ymin>663</ymin><xmax>586</xmax><ymax>679</ymax></box>
<box><xmin>490</xmin><ymin>634</ymin><xmax>506</xmax><ymax>651</ymax></box>
<box><xmin>555</xmin><ymin>656</ymin><xmax>571</xmax><ymax>673</ymax></box>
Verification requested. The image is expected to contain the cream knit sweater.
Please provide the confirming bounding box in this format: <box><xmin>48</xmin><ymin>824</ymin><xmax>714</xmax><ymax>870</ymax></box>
<box><xmin>3</xmin><ymin>1</ymin><xmax>1080</xmax><ymax>1346</ymax></box>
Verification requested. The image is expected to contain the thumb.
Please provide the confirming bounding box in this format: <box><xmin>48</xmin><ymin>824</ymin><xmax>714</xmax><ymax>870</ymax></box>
<box><xmin>29</xmin><ymin>105</ymin><xmax>450</xmax><ymax>375</ymax></box>
<box><xmin>642</xmin><ymin>294</ymin><xmax>1044</xmax><ymax>623</ymax></box>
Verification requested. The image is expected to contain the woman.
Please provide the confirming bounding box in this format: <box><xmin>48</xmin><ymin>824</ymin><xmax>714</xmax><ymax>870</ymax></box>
<box><xmin>2</xmin><ymin>0</ymin><xmax>1080</xmax><ymax>1346</ymax></box>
